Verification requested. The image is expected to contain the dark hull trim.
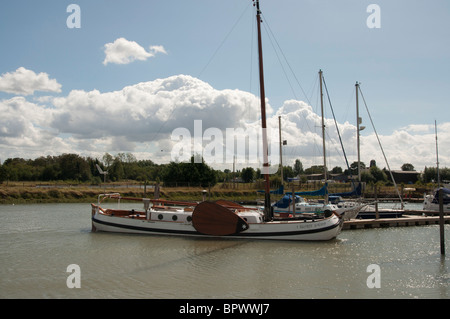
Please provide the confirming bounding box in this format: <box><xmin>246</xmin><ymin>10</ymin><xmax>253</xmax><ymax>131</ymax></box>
<box><xmin>92</xmin><ymin>216</ymin><xmax>342</xmax><ymax>238</ymax></box>
<box><xmin>92</xmin><ymin>217</ymin><xmax>202</xmax><ymax>236</ymax></box>
<box><xmin>233</xmin><ymin>221</ymin><xmax>342</xmax><ymax>237</ymax></box>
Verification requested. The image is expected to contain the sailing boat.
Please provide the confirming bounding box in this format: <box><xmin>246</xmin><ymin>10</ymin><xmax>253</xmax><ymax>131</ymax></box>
<box><xmin>91</xmin><ymin>0</ymin><xmax>343</xmax><ymax>241</ymax></box>
<box><xmin>423</xmin><ymin>121</ymin><xmax>450</xmax><ymax>213</ymax></box>
<box><xmin>334</xmin><ymin>82</ymin><xmax>405</xmax><ymax>218</ymax></box>
<box><xmin>270</xmin><ymin>70</ymin><xmax>365</xmax><ymax>221</ymax></box>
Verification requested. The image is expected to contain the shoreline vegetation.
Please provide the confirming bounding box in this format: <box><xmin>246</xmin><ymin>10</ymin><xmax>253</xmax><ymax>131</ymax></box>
<box><xmin>1</xmin><ymin>153</ymin><xmax>447</xmax><ymax>205</ymax></box>
<box><xmin>0</xmin><ymin>180</ymin><xmax>433</xmax><ymax>205</ymax></box>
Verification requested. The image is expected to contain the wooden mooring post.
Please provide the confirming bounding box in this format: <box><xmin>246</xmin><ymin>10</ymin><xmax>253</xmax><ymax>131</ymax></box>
<box><xmin>439</xmin><ymin>188</ymin><xmax>445</xmax><ymax>255</ymax></box>
<box><xmin>374</xmin><ymin>185</ymin><xmax>379</xmax><ymax>220</ymax></box>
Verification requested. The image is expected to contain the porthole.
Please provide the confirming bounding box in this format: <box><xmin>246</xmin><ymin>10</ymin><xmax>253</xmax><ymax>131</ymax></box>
<box><xmin>158</xmin><ymin>214</ymin><xmax>163</xmax><ymax>220</ymax></box>
<box><xmin>187</xmin><ymin>216</ymin><xmax>192</xmax><ymax>222</ymax></box>
<box><xmin>172</xmin><ymin>215</ymin><xmax>178</xmax><ymax>221</ymax></box>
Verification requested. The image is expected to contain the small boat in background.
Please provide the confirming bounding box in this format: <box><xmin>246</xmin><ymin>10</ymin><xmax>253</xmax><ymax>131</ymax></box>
<box><xmin>271</xmin><ymin>193</ymin><xmax>364</xmax><ymax>221</ymax></box>
<box><xmin>335</xmin><ymin>199</ymin><xmax>403</xmax><ymax>219</ymax></box>
<box><xmin>423</xmin><ymin>187</ymin><xmax>450</xmax><ymax>213</ymax></box>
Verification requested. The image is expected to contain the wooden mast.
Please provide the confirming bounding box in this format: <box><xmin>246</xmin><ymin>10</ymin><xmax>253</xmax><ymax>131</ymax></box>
<box><xmin>279</xmin><ymin>115</ymin><xmax>283</xmax><ymax>185</ymax></box>
<box><xmin>254</xmin><ymin>0</ymin><xmax>272</xmax><ymax>221</ymax></box>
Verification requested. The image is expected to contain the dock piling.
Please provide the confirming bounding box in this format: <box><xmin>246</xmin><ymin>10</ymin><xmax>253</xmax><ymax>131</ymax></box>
<box><xmin>439</xmin><ymin>188</ymin><xmax>445</xmax><ymax>255</ymax></box>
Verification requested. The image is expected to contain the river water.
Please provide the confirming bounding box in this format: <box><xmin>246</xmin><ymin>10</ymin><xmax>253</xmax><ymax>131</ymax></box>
<box><xmin>0</xmin><ymin>202</ymin><xmax>449</xmax><ymax>299</ymax></box>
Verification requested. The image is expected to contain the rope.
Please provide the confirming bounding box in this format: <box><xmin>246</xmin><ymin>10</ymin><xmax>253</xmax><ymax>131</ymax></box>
<box><xmin>260</xmin><ymin>12</ymin><xmax>312</xmax><ymax>106</ymax></box>
<box><xmin>197</xmin><ymin>2</ymin><xmax>252</xmax><ymax>78</ymax></box>
<box><xmin>322</xmin><ymin>75</ymin><xmax>353</xmax><ymax>180</ymax></box>
<box><xmin>358</xmin><ymin>86</ymin><xmax>404</xmax><ymax>208</ymax></box>
<box><xmin>147</xmin><ymin>3</ymin><xmax>252</xmax><ymax>148</ymax></box>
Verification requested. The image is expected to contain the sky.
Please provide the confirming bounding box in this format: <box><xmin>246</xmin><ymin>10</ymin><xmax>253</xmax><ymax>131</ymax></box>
<box><xmin>0</xmin><ymin>0</ymin><xmax>449</xmax><ymax>174</ymax></box>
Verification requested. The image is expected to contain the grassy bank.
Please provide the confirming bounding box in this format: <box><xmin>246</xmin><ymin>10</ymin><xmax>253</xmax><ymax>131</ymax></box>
<box><xmin>0</xmin><ymin>183</ymin><xmax>260</xmax><ymax>204</ymax></box>
<box><xmin>0</xmin><ymin>181</ymin><xmax>432</xmax><ymax>205</ymax></box>
<box><xmin>0</xmin><ymin>182</ymin><xmax>432</xmax><ymax>204</ymax></box>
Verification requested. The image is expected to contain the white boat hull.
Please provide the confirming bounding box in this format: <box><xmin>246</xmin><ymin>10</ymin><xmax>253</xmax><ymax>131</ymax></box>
<box><xmin>423</xmin><ymin>202</ymin><xmax>450</xmax><ymax>212</ymax></box>
<box><xmin>92</xmin><ymin>208</ymin><xmax>343</xmax><ymax>241</ymax></box>
<box><xmin>274</xmin><ymin>201</ymin><xmax>364</xmax><ymax>221</ymax></box>
<box><xmin>424</xmin><ymin>194</ymin><xmax>450</xmax><ymax>212</ymax></box>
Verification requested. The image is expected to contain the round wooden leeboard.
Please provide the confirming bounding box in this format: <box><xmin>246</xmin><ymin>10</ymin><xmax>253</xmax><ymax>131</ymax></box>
<box><xmin>192</xmin><ymin>201</ymin><xmax>249</xmax><ymax>236</ymax></box>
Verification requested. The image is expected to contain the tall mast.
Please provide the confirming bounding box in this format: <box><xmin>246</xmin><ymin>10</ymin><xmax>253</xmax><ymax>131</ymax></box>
<box><xmin>355</xmin><ymin>81</ymin><xmax>361</xmax><ymax>183</ymax></box>
<box><xmin>279</xmin><ymin>116</ymin><xmax>283</xmax><ymax>185</ymax></box>
<box><xmin>435</xmin><ymin>120</ymin><xmax>440</xmax><ymax>188</ymax></box>
<box><xmin>319</xmin><ymin>70</ymin><xmax>328</xmax><ymax>204</ymax></box>
<box><xmin>254</xmin><ymin>0</ymin><xmax>272</xmax><ymax>221</ymax></box>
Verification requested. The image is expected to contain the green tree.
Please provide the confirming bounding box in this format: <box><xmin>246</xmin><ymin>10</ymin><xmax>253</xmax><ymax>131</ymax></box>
<box><xmin>110</xmin><ymin>157</ymin><xmax>124</xmax><ymax>181</ymax></box>
<box><xmin>102</xmin><ymin>153</ymin><xmax>114</xmax><ymax>168</ymax></box>
<box><xmin>331</xmin><ymin>166</ymin><xmax>343</xmax><ymax>174</ymax></box>
<box><xmin>0</xmin><ymin>164</ymin><xmax>7</xmax><ymax>183</ymax></box>
<box><xmin>422</xmin><ymin>166</ymin><xmax>450</xmax><ymax>183</ymax></box>
<box><xmin>347</xmin><ymin>161</ymin><xmax>366</xmax><ymax>176</ymax></box>
<box><xmin>162</xmin><ymin>156</ymin><xmax>217</xmax><ymax>187</ymax></box>
<box><xmin>304</xmin><ymin>165</ymin><xmax>324</xmax><ymax>174</ymax></box>
<box><xmin>293</xmin><ymin>159</ymin><xmax>303</xmax><ymax>176</ymax></box>
<box><xmin>361</xmin><ymin>170</ymin><xmax>375</xmax><ymax>184</ymax></box>
<box><xmin>369</xmin><ymin>165</ymin><xmax>387</xmax><ymax>182</ymax></box>
<box><xmin>58</xmin><ymin>154</ymin><xmax>91</xmax><ymax>181</ymax></box>
<box><xmin>282</xmin><ymin>166</ymin><xmax>294</xmax><ymax>180</ymax></box>
<box><xmin>401</xmin><ymin>163</ymin><xmax>415</xmax><ymax>171</ymax></box>
<box><xmin>241</xmin><ymin>167</ymin><xmax>255</xmax><ymax>183</ymax></box>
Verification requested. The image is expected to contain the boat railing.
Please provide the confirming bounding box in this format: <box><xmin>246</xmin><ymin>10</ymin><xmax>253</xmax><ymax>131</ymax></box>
<box><xmin>97</xmin><ymin>193</ymin><xmax>121</xmax><ymax>205</ymax></box>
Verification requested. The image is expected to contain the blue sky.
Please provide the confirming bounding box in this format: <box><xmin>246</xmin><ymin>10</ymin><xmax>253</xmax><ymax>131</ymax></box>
<box><xmin>0</xmin><ymin>0</ymin><xmax>449</xmax><ymax>171</ymax></box>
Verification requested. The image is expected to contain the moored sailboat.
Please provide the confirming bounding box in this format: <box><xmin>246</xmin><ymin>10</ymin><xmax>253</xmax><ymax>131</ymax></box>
<box><xmin>91</xmin><ymin>193</ymin><xmax>342</xmax><ymax>241</ymax></box>
<box><xmin>269</xmin><ymin>70</ymin><xmax>365</xmax><ymax>221</ymax></box>
<box><xmin>423</xmin><ymin>122</ymin><xmax>450</xmax><ymax>213</ymax></box>
<box><xmin>424</xmin><ymin>187</ymin><xmax>450</xmax><ymax>212</ymax></box>
<box><xmin>91</xmin><ymin>0</ymin><xmax>344</xmax><ymax>241</ymax></box>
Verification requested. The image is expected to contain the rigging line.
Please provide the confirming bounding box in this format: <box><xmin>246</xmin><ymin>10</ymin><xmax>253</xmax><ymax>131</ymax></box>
<box><xmin>322</xmin><ymin>76</ymin><xmax>352</xmax><ymax>174</ymax></box>
<box><xmin>197</xmin><ymin>2</ymin><xmax>251</xmax><ymax>78</ymax></box>
<box><xmin>147</xmin><ymin>3</ymin><xmax>251</xmax><ymax>148</ymax></box>
<box><xmin>249</xmin><ymin>7</ymin><xmax>255</xmax><ymax>94</ymax></box>
<box><xmin>358</xmin><ymin>86</ymin><xmax>404</xmax><ymax>207</ymax></box>
<box><xmin>343</xmin><ymin>87</ymin><xmax>354</xmax><ymax>124</ymax></box>
<box><xmin>261</xmin><ymin>19</ymin><xmax>298</xmax><ymax>101</ymax></box>
<box><xmin>325</xmin><ymin>129</ymin><xmax>347</xmax><ymax>169</ymax></box>
<box><xmin>260</xmin><ymin>12</ymin><xmax>312</xmax><ymax>106</ymax></box>
<box><xmin>259</xmin><ymin>12</ymin><xmax>319</xmax><ymax>163</ymax></box>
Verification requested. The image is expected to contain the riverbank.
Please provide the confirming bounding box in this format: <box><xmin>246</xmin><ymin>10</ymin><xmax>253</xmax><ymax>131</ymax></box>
<box><xmin>0</xmin><ymin>184</ymin><xmax>258</xmax><ymax>204</ymax></box>
<box><xmin>0</xmin><ymin>181</ymin><xmax>433</xmax><ymax>204</ymax></box>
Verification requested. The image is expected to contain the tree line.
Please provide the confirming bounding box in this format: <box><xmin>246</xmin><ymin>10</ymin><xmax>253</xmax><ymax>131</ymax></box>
<box><xmin>0</xmin><ymin>153</ymin><xmax>448</xmax><ymax>186</ymax></box>
<box><xmin>0</xmin><ymin>153</ymin><xmax>220</xmax><ymax>187</ymax></box>
<box><xmin>0</xmin><ymin>153</ymin><xmax>157</xmax><ymax>184</ymax></box>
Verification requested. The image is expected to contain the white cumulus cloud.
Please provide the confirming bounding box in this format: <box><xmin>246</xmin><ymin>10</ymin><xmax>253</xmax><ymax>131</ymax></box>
<box><xmin>102</xmin><ymin>37</ymin><xmax>167</xmax><ymax>65</ymax></box>
<box><xmin>0</xmin><ymin>74</ymin><xmax>449</xmax><ymax>172</ymax></box>
<box><xmin>0</xmin><ymin>67</ymin><xmax>62</xmax><ymax>96</ymax></box>
<box><xmin>0</xmin><ymin>97</ymin><xmax>69</xmax><ymax>157</ymax></box>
